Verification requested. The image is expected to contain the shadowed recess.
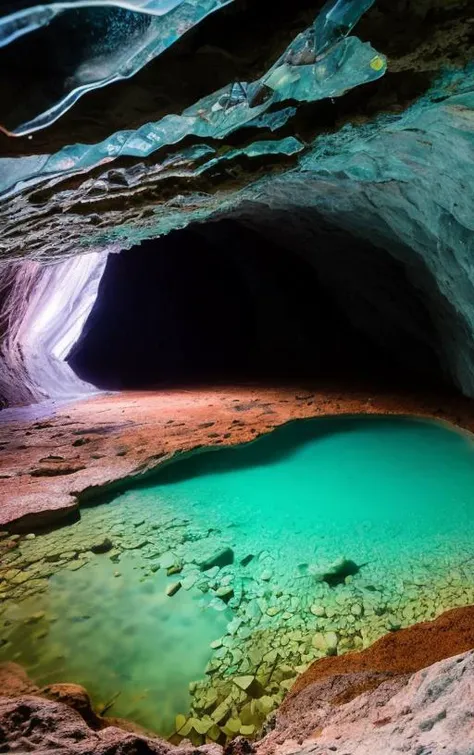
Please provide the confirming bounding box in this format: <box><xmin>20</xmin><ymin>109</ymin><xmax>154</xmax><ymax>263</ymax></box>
<box><xmin>67</xmin><ymin>218</ymin><xmax>447</xmax><ymax>391</ymax></box>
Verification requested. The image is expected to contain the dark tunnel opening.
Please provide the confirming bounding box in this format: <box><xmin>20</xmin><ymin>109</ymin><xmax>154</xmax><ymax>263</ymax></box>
<box><xmin>66</xmin><ymin>218</ymin><xmax>449</xmax><ymax>393</ymax></box>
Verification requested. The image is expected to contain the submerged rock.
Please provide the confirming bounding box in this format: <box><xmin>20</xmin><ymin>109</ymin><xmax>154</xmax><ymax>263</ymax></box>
<box><xmin>215</xmin><ymin>586</ymin><xmax>234</xmax><ymax>603</ymax></box>
<box><xmin>90</xmin><ymin>537</ymin><xmax>113</xmax><ymax>554</ymax></box>
<box><xmin>240</xmin><ymin>555</ymin><xmax>254</xmax><ymax>567</ymax></box>
<box><xmin>200</xmin><ymin>548</ymin><xmax>234</xmax><ymax>572</ymax></box>
<box><xmin>310</xmin><ymin>557</ymin><xmax>362</xmax><ymax>587</ymax></box>
<box><xmin>166</xmin><ymin>582</ymin><xmax>182</xmax><ymax>597</ymax></box>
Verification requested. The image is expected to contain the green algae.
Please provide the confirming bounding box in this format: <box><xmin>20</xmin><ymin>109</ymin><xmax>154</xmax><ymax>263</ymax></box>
<box><xmin>1</xmin><ymin>416</ymin><xmax>474</xmax><ymax>741</ymax></box>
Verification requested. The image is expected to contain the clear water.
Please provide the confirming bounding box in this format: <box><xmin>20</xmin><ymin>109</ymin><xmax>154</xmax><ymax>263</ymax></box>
<box><xmin>2</xmin><ymin>552</ymin><xmax>230</xmax><ymax>733</ymax></box>
<box><xmin>152</xmin><ymin>416</ymin><xmax>474</xmax><ymax>571</ymax></box>
<box><xmin>2</xmin><ymin>416</ymin><xmax>474</xmax><ymax>739</ymax></box>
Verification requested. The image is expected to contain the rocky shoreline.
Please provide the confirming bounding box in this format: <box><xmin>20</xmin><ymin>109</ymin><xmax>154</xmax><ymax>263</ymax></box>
<box><xmin>1</xmin><ymin>461</ymin><xmax>474</xmax><ymax>743</ymax></box>
<box><xmin>2</xmin><ymin>384</ymin><xmax>474</xmax><ymax>531</ymax></box>
<box><xmin>1</xmin><ymin>384</ymin><xmax>474</xmax><ymax>748</ymax></box>
<box><xmin>1</xmin><ymin>606</ymin><xmax>473</xmax><ymax>755</ymax></box>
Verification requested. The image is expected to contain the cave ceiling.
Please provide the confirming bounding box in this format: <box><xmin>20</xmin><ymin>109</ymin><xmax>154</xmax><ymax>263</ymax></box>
<box><xmin>0</xmin><ymin>0</ymin><xmax>471</xmax><ymax>259</ymax></box>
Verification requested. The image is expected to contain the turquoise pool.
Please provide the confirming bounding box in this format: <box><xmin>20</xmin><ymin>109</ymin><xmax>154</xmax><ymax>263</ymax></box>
<box><xmin>1</xmin><ymin>416</ymin><xmax>474</xmax><ymax>739</ymax></box>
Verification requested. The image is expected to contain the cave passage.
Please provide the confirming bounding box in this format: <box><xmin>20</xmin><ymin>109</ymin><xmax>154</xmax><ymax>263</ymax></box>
<box><xmin>67</xmin><ymin>217</ymin><xmax>447</xmax><ymax>393</ymax></box>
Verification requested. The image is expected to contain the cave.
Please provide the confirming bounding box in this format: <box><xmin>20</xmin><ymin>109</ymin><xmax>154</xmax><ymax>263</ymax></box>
<box><xmin>0</xmin><ymin>0</ymin><xmax>474</xmax><ymax>753</ymax></box>
<box><xmin>67</xmin><ymin>218</ymin><xmax>445</xmax><ymax>392</ymax></box>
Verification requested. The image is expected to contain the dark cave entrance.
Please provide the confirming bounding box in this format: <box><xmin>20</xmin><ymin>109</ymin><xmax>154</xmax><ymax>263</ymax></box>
<box><xmin>67</xmin><ymin>218</ymin><xmax>447</xmax><ymax>393</ymax></box>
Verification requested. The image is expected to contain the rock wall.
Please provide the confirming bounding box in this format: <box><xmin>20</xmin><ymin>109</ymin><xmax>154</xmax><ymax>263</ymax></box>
<box><xmin>0</xmin><ymin>253</ymin><xmax>106</xmax><ymax>405</ymax></box>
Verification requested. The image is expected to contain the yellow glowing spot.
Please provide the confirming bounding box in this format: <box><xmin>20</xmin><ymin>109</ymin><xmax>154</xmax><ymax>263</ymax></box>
<box><xmin>370</xmin><ymin>56</ymin><xmax>385</xmax><ymax>72</ymax></box>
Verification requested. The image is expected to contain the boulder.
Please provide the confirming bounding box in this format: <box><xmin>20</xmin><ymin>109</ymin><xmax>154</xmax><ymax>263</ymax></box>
<box><xmin>166</xmin><ymin>582</ymin><xmax>182</xmax><ymax>597</ymax></box>
<box><xmin>90</xmin><ymin>537</ymin><xmax>113</xmax><ymax>554</ymax></box>
<box><xmin>200</xmin><ymin>548</ymin><xmax>234</xmax><ymax>571</ymax></box>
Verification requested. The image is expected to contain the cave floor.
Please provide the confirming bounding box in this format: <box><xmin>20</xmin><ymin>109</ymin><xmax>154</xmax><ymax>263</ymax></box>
<box><xmin>1</xmin><ymin>382</ymin><xmax>474</xmax><ymax>531</ymax></box>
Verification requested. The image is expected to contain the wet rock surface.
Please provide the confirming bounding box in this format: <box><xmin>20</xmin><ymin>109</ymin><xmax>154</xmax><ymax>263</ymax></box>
<box><xmin>2</xmin><ymin>384</ymin><xmax>474</xmax><ymax>531</ymax></box>
<box><xmin>1</xmin><ymin>445</ymin><xmax>474</xmax><ymax>744</ymax></box>
<box><xmin>1</xmin><ymin>608</ymin><xmax>474</xmax><ymax>755</ymax></box>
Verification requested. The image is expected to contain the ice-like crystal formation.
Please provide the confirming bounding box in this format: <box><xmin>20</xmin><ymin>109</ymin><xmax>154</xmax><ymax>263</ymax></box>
<box><xmin>0</xmin><ymin>0</ymin><xmax>232</xmax><ymax>134</ymax></box>
<box><xmin>0</xmin><ymin>0</ymin><xmax>385</xmax><ymax>198</ymax></box>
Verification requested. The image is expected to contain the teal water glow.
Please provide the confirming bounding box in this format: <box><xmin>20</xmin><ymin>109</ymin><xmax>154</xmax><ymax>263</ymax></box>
<box><xmin>151</xmin><ymin>416</ymin><xmax>474</xmax><ymax>571</ymax></box>
<box><xmin>2</xmin><ymin>416</ymin><xmax>474</xmax><ymax>738</ymax></box>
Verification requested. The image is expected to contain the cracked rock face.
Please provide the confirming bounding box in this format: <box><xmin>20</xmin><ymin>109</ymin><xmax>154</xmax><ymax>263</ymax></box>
<box><xmin>257</xmin><ymin>651</ymin><xmax>474</xmax><ymax>755</ymax></box>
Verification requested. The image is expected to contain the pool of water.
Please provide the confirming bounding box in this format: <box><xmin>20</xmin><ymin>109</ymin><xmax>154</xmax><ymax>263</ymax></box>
<box><xmin>2</xmin><ymin>416</ymin><xmax>474</xmax><ymax>741</ymax></box>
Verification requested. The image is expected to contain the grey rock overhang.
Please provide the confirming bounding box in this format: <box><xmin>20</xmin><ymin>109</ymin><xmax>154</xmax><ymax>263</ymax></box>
<box><xmin>0</xmin><ymin>0</ymin><xmax>387</xmax><ymax>200</ymax></box>
<box><xmin>0</xmin><ymin>1</ymin><xmax>472</xmax><ymax>258</ymax></box>
<box><xmin>0</xmin><ymin>1</ymin><xmax>473</xmax><ymax>398</ymax></box>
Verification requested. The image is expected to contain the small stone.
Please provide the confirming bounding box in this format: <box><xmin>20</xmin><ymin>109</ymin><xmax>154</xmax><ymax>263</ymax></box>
<box><xmin>182</xmin><ymin>574</ymin><xmax>197</xmax><ymax>590</ymax></box>
<box><xmin>248</xmin><ymin>648</ymin><xmax>263</xmax><ymax>665</ymax></box>
<box><xmin>226</xmin><ymin>718</ymin><xmax>242</xmax><ymax>734</ymax></box>
<box><xmin>202</xmin><ymin>688</ymin><xmax>218</xmax><ymax>711</ymax></box>
<box><xmin>25</xmin><ymin>611</ymin><xmax>45</xmax><ymax>624</ymax></box>
<box><xmin>211</xmin><ymin>696</ymin><xmax>233</xmax><ymax>723</ymax></box>
<box><xmin>266</xmin><ymin>607</ymin><xmax>280</xmax><ymax>616</ymax></box>
<box><xmin>240</xmin><ymin>554</ymin><xmax>254</xmax><ymax>567</ymax></box>
<box><xmin>260</xmin><ymin>570</ymin><xmax>272</xmax><ymax>581</ymax></box>
<box><xmin>263</xmin><ymin>649</ymin><xmax>279</xmax><ymax>664</ymax></box>
<box><xmin>200</xmin><ymin>547</ymin><xmax>234</xmax><ymax>571</ymax></box>
<box><xmin>233</xmin><ymin>675</ymin><xmax>255</xmax><ymax>692</ymax></box>
<box><xmin>312</xmin><ymin>632</ymin><xmax>326</xmax><ymax>651</ymax></box>
<box><xmin>227</xmin><ymin>617</ymin><xmax>242</xmax><ymax>635</ymax></box>
<box><xmin>167</xmin><ymin>564</ymin><xmax>183</xmax><ymax>576</ymax></box>
<box><xmin>166</xmin><ymin>582</ymin><xmax>182</xmax><ymax>597</ymax></box>
<box><xmin>12</xmin><ymin>572</ymin><xmax>29</xmax><ymax>585</ymax></box>
<box><xmin>324</xmin><ymin>632</ymin><xmax>338</xmax><ymax>653</ymax></box>
<box><xmin>66</xmin><ymin>559</ymin><xmax>87</xmax><ymax>572</ymax></box>
<box><xmin>233</xmin><ymin>676</ymin><xmax>264</xmax><ymax>698</ymax></box>
<box><xmin>160</xmin><ymin>552</ymin><xmax>178</xmax><ymax>569</ymax></box>
<box><xmin>256</xmin><ymin>696</ymin><xmax>275</xmax><ymax>716</ymax></box>
<box><xmin>90</xmin><ymin>538</ymin><xmax>113</xmax><ymax>554</ymax></box>
<box><xmin>193</xmin><ymin>717</ymin><xmax>214</xmax><ymax>735</ymax></box>
<box><xmin>351</xmin><ymin>603</ymin><xmax>363</xmax><ymax>616</ymax></box>
<box><xmin>240</xmin><ymin>724</ymin><xmax>255</xmax><ymax>736</ymax></box>
<box><xmin>231</xmin><ymin>648</ymin><xmax>243</xmax><ymax>664</ymax></box>
<box><xmin>310</xmin><ymin>604</ymin><xmax>326</xmax><ymax>617</ymax></box>
<box><xmin>177</xmin><ymin>717</ymin><xmax>194</xmax><ymax>736</ymax></box>
<box><xmin>387</xmin><ymin>616</ymin><xmax>401</xmax><ymax>631</ymax></box>
<box><xmin>206</xmin><ymin>724</ymin><xmax>222</xmax><ymax>741</ymax></box>
<box><xmin>215</xmin><ymin>586</ymin><xmax>234</xmax><ymax>602</ymax></box>
<box><xmin>25</xmin><ymin>534</ymin><xmax>36</xmax><ymax>540</ymax></box>
<box><xmin>312</xmin><ymin>631</ymin><xmax>338</xmax><ymax>655</ymax></box>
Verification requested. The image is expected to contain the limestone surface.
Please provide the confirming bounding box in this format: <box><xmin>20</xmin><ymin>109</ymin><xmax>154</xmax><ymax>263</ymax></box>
<box><xmin>2</xmin><ymin>385</ymin><xmax>474</xmax><ymax>531</ymax></box>
<box><xmin>256</xmin><ymin>652</ymin><xmax>474</xmax><ymax>755</ymax></box>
